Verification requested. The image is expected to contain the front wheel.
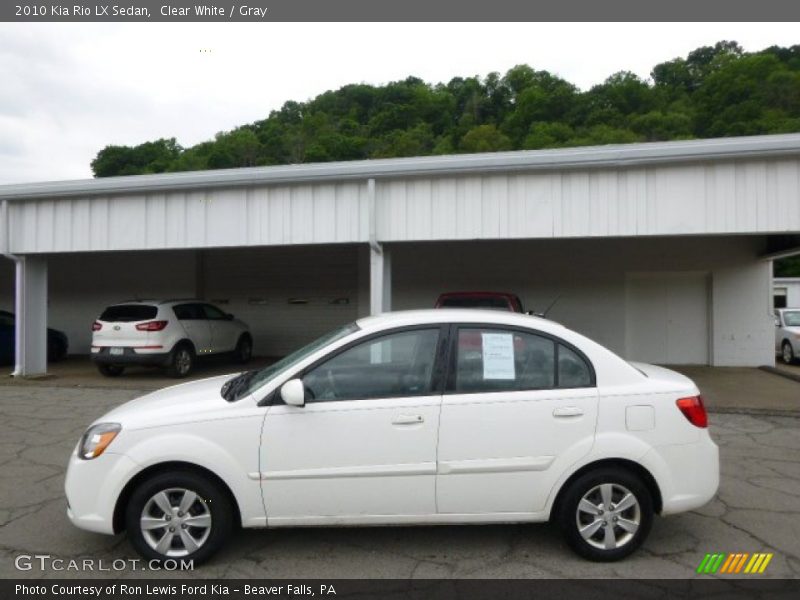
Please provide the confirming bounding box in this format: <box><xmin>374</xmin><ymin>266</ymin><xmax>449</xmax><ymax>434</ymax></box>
<box><xmin>125</xmin><ymin>471</ymin><xmax>234</xmax><ymax>565</ymax></box>
<box><xmin>557</xmin><ymin>467</ymin><xmax>653</xmax><ymax>561</ymax></box>
<box><xmin>781</xmin><ymin>341</ymin><xmax>795</xmax><ymax>365</ymax></box>
<box><xmin>234</xmin><ymin>335</ymin><xmax>252</xmax><ymax>364</ymax></box>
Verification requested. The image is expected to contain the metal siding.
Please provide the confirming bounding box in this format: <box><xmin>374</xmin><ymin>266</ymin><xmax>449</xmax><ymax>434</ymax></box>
<box><xmin>5</xmin><ymin>156</ymin><xmax>800</xmax><ymax>253</ymax></box>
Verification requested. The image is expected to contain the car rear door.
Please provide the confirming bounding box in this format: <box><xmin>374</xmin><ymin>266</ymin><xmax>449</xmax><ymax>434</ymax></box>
<box><xmin>260</xmin><ymin>326</ymin><xmax>447</xmax><ymax>522</ymax></box>
<box><xmin>172</xmin><ymin>303</ymin><xmax>213</xmax><ymax>355</ymax></box>
<box><xmin>201</xmin><ymin>303</ymin><xmax>238</xmax><ymax>353</ymax></box>
<box><xmin>436</xmin><ymin>325</ymin><xmax>598</xmax><ymax>515</ymax></box>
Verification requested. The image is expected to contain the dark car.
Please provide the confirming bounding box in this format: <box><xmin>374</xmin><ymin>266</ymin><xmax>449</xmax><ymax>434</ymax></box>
<box><xmin>0</xmin><ymin>310</ymin><xmax>69</xmax><ymax>365</ymax></box>
<box><xmin>434</xmin><ymin>291</ymin><xmax>524</xmax><ymax>312</ymax></box>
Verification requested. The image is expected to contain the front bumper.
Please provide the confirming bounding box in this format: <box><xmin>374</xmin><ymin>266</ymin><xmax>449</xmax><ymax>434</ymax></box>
<box><xmin>64</xmin><ymin>448</ymin><xmax>141</xmax><ymax>534</ymax></box>
<box><xmin>92</xmin><ymin>347</ymin><xmax>171</xmax><ymax>367</ymax></box>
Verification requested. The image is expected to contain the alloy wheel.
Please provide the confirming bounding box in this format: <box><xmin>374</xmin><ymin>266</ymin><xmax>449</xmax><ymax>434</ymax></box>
<box><xmin>175</xmin><ymin>349</ymin><xmax>192</xmax><ymax>375</ymax></box>
<box><xmin>783</xmin><ymin>343</ymin><xmax>794</xmax><ymax>364</ymax></box>
<box><xmin>575</xmin><ymin>483</ymin><xmax>641</xmax><ymax>550</ymax></box>
<box><xmin>140</xmin><ymin>488</ymin><xmax>212</xmax><ymax>557</ymax></box>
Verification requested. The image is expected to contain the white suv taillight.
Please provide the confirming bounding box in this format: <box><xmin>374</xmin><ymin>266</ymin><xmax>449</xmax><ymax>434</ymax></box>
<box><xmin>676</xmin><ymin>396</ymin><xmax>708</xmax><ymax>428</ymax></box>
<box><xmin>92</xmin><ymin>321</ymin><xmax>102</xmax><ymax>331</ymax></box>
<box><xmin>135</xmin><ymin>320</ymin><xmax>168</xmax><ymax>332</ymax></box>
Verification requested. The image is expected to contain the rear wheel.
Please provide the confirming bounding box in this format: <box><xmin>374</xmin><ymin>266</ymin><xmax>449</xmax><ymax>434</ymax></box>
<box><xmin>558</xmin><ymin>467</ymin><xmax>653</xmax><ymax>561</ymax></box>
<box><xmin>781</xmin><ymin>341</ymin><xmax>795</xmax><ymax>365</ymax></box>
<box><xmin>48</xmin><ymin>339</ymin><xmax>67</xmax><ymax>362</ymax></box>
<box><xmin>167</xmin><ymin>344</ymin><xmax>195</xmax><ymax>378</ymax></box>
<box><xmin>97</xmin><ymin>363</ymin><xmax>124</xmax><ymax>377</ymax></box>
<box><xmin>125</xmin><ymin>470</ymin><xmax>234</xmax><ymax>565</ymax></box>
<box><xmin>234</xmin><ymin>335</ymin><xmax>252</xmax><ymax>364</ymax></box>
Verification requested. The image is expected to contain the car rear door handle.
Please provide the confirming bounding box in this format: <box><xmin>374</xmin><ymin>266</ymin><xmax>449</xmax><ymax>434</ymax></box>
<box><xmin>553</xmin><ymin>406</ymin><xmax>584</xmax><ymax>418</ymax></box>
<box><xmin>392</xmin><ymin>414</ymin><xmax>424</xmax><ymax>425</ymax></box>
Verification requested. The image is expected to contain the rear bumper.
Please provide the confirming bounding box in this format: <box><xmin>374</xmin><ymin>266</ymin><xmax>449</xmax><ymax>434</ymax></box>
<box><xmin>643</xmin><ymin>433</ymin><xmax>720</xmax><ymax>515</ymax></box>
<box><xmin>92</xmin><ymin>347</ymin><xmax>171</xmax><ymax>366</ymax></box>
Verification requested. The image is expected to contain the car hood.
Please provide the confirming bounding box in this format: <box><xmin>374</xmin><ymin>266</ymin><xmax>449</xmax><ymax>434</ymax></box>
<box><xmin>782</xmin><ymin>326</ymin><xmax>800</xmax><ymax>335</ymax></box>
<box><xmin>97</xmin><ymin>373</ymin><xmax>242</xmax><ymax>430</ymax></box>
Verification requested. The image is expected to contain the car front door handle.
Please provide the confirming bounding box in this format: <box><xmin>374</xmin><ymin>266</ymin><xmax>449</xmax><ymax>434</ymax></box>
<box><xmin>553</xmin><ymin>406</ymin><xmax>584</xmax><ymax>418</ymax></box>
<box><xmin>392</xmin><ymin>414</ymin><xmax>424</xmax><ymax>425</ymax></box>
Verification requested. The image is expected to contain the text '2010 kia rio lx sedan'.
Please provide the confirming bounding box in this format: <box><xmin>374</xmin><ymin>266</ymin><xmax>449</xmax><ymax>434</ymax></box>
<box><xmin>65</xmin><ymin>309</ymin><xmax>719</xmax><ymax>564</ymax></box>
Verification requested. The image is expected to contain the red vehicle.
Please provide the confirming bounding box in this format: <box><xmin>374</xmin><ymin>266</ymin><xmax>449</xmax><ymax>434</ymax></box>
<box><xmin>434</xmin><ymin>291</ymin><xmax>524</xmax><ymax>313</ymax></box>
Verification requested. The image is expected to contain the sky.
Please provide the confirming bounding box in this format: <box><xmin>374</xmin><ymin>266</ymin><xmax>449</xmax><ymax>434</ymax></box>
<box><xmin>0</xmin><ymin>22</ymin><xmax>798</xmax><ymax>185</ymax></box>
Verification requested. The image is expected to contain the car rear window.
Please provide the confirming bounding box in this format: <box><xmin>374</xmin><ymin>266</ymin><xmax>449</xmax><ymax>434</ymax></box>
<box><xmin>99</xmin><ymin>305</ymin><xmax>157</xmax><ymax>322</ymax></box>
<box><xmin>439</xmin><ymin>297</ymin><xmax>511</xmax><ymax>310</ymax></box>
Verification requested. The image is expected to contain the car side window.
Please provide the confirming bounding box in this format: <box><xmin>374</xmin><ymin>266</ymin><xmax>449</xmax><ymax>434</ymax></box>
<box><xmin>455</xmin><ymin>328</ymin><xmax>555</xmax><ymax>393</ymax></box>
<box><xmin>173</xmin><ymin>304</ymin><xmax>203</xmax><ymax>320</ymax></box>
<box><xmin>302</xmin><ymin>328</ymin><xmax>440</xmax><ymax>402</ymax></box>
<box><xmin>557</xmin><ymin>344</ymin><xmax>593</xmax><ymax>388</ymax></box>
<box><xmin>202</xmin><ymin>304</ymin><xmax>227</xmax><ymax>320</ymax></box>
<box><xmin>0</xmin><ymin>313</ymin><xmax>14</xmax><ymax>328</ymax></box>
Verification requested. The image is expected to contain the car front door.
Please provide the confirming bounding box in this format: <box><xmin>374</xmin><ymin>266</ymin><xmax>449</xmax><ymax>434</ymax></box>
<box><xmin>202</xmin><ymin>303</ymin><xmax>238</xmax><ymax>353</ymax></box>
<box><xmin>436</xmin><ymin>325</ymin><xmax>598</xmax><ymax>515</ymax></box>
<box><xmin>173</xmin><ymin>303</ymin><xmax>213</xmax><ymax>355</ymax></box>
<box><xmin>260</xmin><ymin>326</ymin><xmax>446</xmax><ymax>523</ymax></box>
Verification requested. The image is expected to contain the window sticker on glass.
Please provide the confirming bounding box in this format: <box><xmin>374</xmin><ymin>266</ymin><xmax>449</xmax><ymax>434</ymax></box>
<box><xmin>481</xmin><ymin>332</ymin><xmax>515</xmax><ymax>380</ymax></box>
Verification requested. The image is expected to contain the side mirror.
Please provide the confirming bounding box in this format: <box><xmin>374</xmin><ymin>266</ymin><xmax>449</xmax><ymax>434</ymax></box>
<box><xmin>280</xmin><ymin>379</ymin><xmax>306</xmax><ymax>407</ymax></box>
<box><xmin>224</xmin><ymin>313</ymin><xmax>234</xmax><ymax>320</ymax></box>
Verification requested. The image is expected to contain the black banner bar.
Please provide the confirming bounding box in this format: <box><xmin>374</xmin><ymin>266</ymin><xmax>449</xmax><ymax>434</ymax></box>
<box><xmin>2</xmin><ymin>0</ymin><xmax>800</xmax><ymax>22</ymax></box>
<box><xmin>4</xmin><ymin>579</ymin><xmax>800</xmax><ymax>600</ymax></box>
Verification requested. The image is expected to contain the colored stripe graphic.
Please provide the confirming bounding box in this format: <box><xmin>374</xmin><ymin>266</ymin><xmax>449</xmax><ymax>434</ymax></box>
<box><xmin>734</xmin><ymin>553</ymin><xmax>749</xmax><ymax>573</ymax></box>
<box><xmin>697</xmin><ymin>552</ymin><xmax>773</xmax><ymax>575</ymax></box>
<box><xmin>758</xmin><ymin>554</ymin><xmax>773</xmax><ymax>573</ymax></box>
<box><xmin>720</xmin><ymin>553</ymin><xmax>736</xmax><ymax>573</ymax></box>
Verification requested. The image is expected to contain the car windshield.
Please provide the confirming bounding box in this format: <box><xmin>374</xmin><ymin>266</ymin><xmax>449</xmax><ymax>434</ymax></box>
<box><xmin>221</xmin><ymin>322</ymin><xmax>360</xmax><ymax>401</ymax></box>
<box><xmin>784</xmin><ymin>311</ymin><xmax>800</xmax><ymax>327</ymax></box>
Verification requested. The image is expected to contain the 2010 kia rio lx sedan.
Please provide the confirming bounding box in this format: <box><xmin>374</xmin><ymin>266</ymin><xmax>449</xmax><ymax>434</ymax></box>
<box><xmin>65</xmin><ymin>309</ymin><xmax>719</xmax><ymax>564</ymax></box>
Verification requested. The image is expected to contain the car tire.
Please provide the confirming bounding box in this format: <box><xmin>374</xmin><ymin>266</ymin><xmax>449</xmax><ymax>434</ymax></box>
<box><xmin>48</xmin><ymin>340</ymin><xmax>67</xmax><ymax>362</ymax></box>
<box><xmin>167</xmin><ymin>344</ymin><xmax>195</xmax><ymax>378</ymax></box>
<box><xmin>234</xmin><ymin>335</ymin><xmax>252</xmax><ymax>364</ymax></box>
<box><xmin>557</xmin><ymin>466</ymin><xmax>653</xmax><ymax>562</ymax></box>
<box><xmin>125</xmin><ymin>470</ymin><xmax>234</xmax><ymax>565</ymax></box>
<box><xmin>781</xmin><ymin>341</ymin><xmax>795</xmax><ymax>365</ymax></box>
<box><xmin>97</xmin><ymin>363</ymin><xmax>125</xmax><ymax>377</ymax></box>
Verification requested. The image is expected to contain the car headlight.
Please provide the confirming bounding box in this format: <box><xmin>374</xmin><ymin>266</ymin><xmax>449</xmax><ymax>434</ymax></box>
<box><xmin>78</xmin><ymin>423</ymin><xmax>121</xmax><ymax>460</ymax></box>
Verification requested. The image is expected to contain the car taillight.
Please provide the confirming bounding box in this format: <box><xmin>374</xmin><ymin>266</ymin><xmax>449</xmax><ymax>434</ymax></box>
<box><xmin>135</xmin><ymin>320</ymin><xmax>168</xmax><ymax>332</ymax></box>
<box><xmin>676</xmin><ymin>396</ymin><xmax>708</xmax><ymax>428</ymax></box>
<box><xmin>92</xmin><ymin>321</ymin><xmax>102</xmax><ymax>331</ymax></box>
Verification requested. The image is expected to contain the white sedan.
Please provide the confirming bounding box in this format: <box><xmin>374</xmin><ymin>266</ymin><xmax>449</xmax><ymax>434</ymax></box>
<box><xmin>65</xmin><ymin>309</ymin><xmax>719</xmax><ymax>564</ymax></box>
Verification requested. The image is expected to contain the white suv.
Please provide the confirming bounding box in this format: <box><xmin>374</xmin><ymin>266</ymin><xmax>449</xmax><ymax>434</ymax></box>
<box><xmin>91</xmin><ymin>300</ymin><xmax>252</xmax><ymax>377</ymax></box>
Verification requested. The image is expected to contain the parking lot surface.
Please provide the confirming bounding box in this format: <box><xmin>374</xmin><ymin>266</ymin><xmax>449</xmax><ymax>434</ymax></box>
<box><xmin>0</xmin><ymin>381</ymin><xmax>799</xmax><ymax>579</ymax></box>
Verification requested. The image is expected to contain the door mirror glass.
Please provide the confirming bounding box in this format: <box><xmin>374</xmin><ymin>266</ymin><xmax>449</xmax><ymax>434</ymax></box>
<box><xmin>280</xmin><ymin>379</ymin><xmax>306</xmax><ymax>407</ymax></box>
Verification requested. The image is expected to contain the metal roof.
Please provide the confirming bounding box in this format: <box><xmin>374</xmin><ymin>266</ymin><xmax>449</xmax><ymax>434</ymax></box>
<box><xmin>2</xmin><ymin>133</ymin><xmax>800</xmax><ymax>201</ymax></box>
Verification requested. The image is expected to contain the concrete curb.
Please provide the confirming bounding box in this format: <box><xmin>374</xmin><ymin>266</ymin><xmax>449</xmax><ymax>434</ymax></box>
<box><xmin>759</xmin><ymin>365</ymin><xmax>800</xmax><ymax>384</ymax></box>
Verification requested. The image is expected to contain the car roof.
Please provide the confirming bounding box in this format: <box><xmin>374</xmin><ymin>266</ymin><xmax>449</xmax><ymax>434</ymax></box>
<box><xmin>356</xmin><ymin>309</ymin><xmax>561</xmax><ymax>333</ymax></box>
<box><xmin>108</xmin><ymin>299</ymin><xmax>204</xmax><ymax>306</ymax></box>
<box><xmin>437</xmin><ymin>291</ymin><xmax>520</xmax><ymax>299</ymax></box>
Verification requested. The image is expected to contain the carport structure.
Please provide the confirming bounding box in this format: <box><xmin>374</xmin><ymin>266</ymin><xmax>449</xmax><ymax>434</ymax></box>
<box><xmin>2</xmin><ymin>134</ymin><xmax>800</xmax><ymax>376</ymax></box>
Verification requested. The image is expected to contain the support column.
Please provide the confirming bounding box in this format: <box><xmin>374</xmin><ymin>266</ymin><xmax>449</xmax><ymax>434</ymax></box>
<box><xmin>15</xmin><ymin>255</ymin><xmax>48</xmax><ymax>377</ymax></box>
<box><xmin>369</xmin><ymin>244</ymin><xmax>391</xmax><ymax>315</ymax></box>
